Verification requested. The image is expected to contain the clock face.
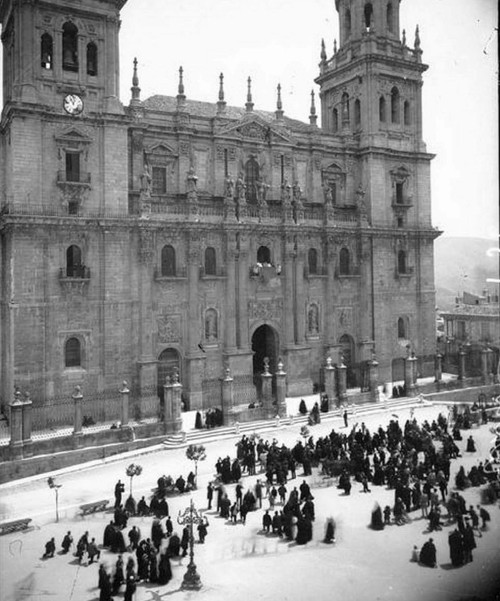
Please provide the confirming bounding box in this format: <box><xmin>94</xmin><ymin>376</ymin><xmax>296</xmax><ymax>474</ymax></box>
<box><xmin>63</xmin><ymin>94</ymin><xmax>84</xmax><ymax>115</ymax></box>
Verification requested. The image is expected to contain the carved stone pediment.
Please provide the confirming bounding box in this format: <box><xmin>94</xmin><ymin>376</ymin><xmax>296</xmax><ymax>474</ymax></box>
<box><xmin>144</xmin><ymin>142</ymin><xmax>177</xmax><ymax>165</ymax></box>
<box><xmin>217</xmin><ymin>116</ymin><xmax>292</xmax><ymax>144</ymax></box>
<box><xmin>54</xmin><ymin>127</ymin><xmax>92</xmax><ymax>147</ymax></box>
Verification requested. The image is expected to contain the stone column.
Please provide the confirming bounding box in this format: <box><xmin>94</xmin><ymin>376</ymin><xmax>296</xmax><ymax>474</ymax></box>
<box><xmin>224</xmin><ymin>242</ymin><xmax>237</xmax><ymax>351</ymax></box>
<box><xmin>481</xmin><ymin>347</ymin><xmax>491</xmax><ymax>385</ymax></box>
<box><xmin>295</xmin><ymin>243</ymin><xmax>305</xmax><ymax>344</ymax></box>
<box><xmin>120</xmin><ymin>381</ymin><xmax>130</xmax><ymax>427</ymax></box>
<box><xmin>163</xmin><ymin>377</ymin><xmax>173</xmax><ymax>425</ymax></box>
<box><xmin>283</xmin><ymin>239</ymin><xmax>295</xmax><ymax>346</ymax></box>
<box><xmin>337</xmin><ymin>360</ymin><xmax>347</xmax><ymax>405</ymax></box>
<box><xmin>434</xmin><ymin>352</ymin><xmax>443</xmax><ymax>383</ymax></box>
<box><xmin>220</xmin><ymin>367</ymin><xmax>235</xmax><ymax>425</ymax></box>
<box><xmin>72</xmin><ymin>385</ymin><xmax>83</xmax><ymax>446</ymax></box>
<box><xmin>9</xmin><ymin>388</ymin><xmax>24</xmax><ymax>460</ymax></box>
<box><xmin>164</xmin><ymin>374</ymin><xmax>183</xmax><ymax>433</ymax></box>
<box><xmin>21</xmin><ymin>391</ymin><xmax>33</xmax><ymax>457</ymax></box>
<box><xmin>368</xmin><ymin>356</ymin><xmax>379</xmax><ymax>402</ymax></box>
<box><xmin>404</xmin><ymin>353</ymin><xmax>417</xmax><ymax>397</ymax></box>
<box><xmin>458</xmin><ymin>346</ymin><xmax>466</xmax><ymax>384</ymax></box>
<box><xmin>261</xmin><ymin>358</ymin><xmax>273</xmax><ymax>418</ymax></box>
<box><xmin>275</xmin><ymin>359</ymin><xmax>287</xmax><ymax>417</ymax></box>
<box><xmin>325</xmin><ymin>239</ymin><xmax>336</xmax><ymax>351</ymax></box>
<box><xmin>237</xmin><ymin>239</ymin><xmax>250</xmax><ymax>350</ymax></box>
<box><xmin>323</xmin><ymin>357</ymin><xmax>337</xmax><ymax>408</ymax></box>
<box><xmin>185</xmin><ymin>238</ymin><xmax>204</xmax><ymax>410</ymax></box>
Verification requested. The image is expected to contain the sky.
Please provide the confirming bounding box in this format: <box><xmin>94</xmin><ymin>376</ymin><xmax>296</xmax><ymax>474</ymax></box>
<box><xmin>116</xmin><ymin>0</ymin><xmax>498</xmax><ymax>240</ymax></box>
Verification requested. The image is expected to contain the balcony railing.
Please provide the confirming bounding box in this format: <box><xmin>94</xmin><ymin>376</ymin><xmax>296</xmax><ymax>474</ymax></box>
<box><xmin>56</xmin><ymin>171</ymin><xmax>91</xmax><ymax>185</ymax></box>
<box><xmin>59</xmin><ymin>266</ymin><xmax>91</xmax><ymax>280</ymax></box>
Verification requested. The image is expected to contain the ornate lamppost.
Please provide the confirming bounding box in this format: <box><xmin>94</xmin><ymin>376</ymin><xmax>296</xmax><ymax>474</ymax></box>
<box><xmin>177</xmin><ymin>499</ymin><xmax>205</xmax><ymax>590</ymax></box>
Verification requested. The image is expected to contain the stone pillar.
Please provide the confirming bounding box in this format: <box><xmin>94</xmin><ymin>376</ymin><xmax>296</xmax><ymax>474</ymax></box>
<box><xmin>9</xmin><ymin>388</ymin><xmax>24</xmax><ymax>460</ymax></box>
<box><xmin>337</xmin><ymin>359</ymin><xmax>347</xmax><ymax>405</ymax></box>
<box><xmin>283</xmin><ymin>241</ymin><xmax>295</xmax><ymax>346</ymax></box>
<box><xmin>72</xmin><ymin>385</ymin><xmax>83</xmax><ymax>446</ymax></box>
<box><xmin>21</xmin><ymin>391</ymin><xmax>33</xmax><ymax>457</ymax></box>
<box><xmin>275</xmin><ymin>358</ymin><xmax>287</xmax><ymax>417</ymax></box>
<box><xmin>368</xmin><ymin>356</ymin><xmax>379</xmax><ymax>402</ymax></box>
<box><xmin>458</xmin><ymin>346</ymin><xmax>466</xmax><ymax>384</ymax></box>
<box><xmin>434</xmin><ymin>352</ymin><xmax>443</xmax><ymax>383</ymax></box>
<box><xmin>185</xmin><ymin>238</ymin><xmax>204</xmax><ymax>410</ymax></box>
<box><xmin>481</xmin><ymin>347</ymin><xmax>491</xmax><ymax>384</ymax></box>
<box><xmin>325</xmin><ymin>240</ymin><xmax>336</xmax><ymax>350</ymax></box>
<box><xmin>404</xmin><ymin>353</ymin><xmax>417</xmax><ymax>397</ymax></box>
<box><xmin>164</xmin><ymin>374</ymin><xmax>183</xmax><ymax>433</ymax></box>
<box><xmin>220</xmin><ymin>367</ymin><xmax>235</xmax><ymax>425</ymax></box>
<box><xmin>295</xmin><ymin>243</ymin><xmax>305</xmax><ymax>344</ymax></box>
<box><xmin>120</xmin><ymin>381</ymin><xmax>130</xmax><ymax>427</ymax></box>
<box><xmin>323</xmin><ymin>357</ymin><xmax>337</xmax><ymax>408</ymax></box>
<box><xmin>237</xmin><ymin>240</ymin><xmax>250</xmax><ymax>350</ymax></box>
<box><xmin>261</xmin><ymin>358</ymin><xmax>274</xmax><ymax>418</ymax></box>
<box><xmin>224</xmin><ymin>243</ymin><xmax>237</xmax><ymax>351</ymax></box>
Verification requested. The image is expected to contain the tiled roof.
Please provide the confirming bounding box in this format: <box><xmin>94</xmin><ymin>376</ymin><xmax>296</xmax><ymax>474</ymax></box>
<box><xmin>142</xmin><ymin>95</ymin><xmax>315</xmax><ymax>133</ymax></box>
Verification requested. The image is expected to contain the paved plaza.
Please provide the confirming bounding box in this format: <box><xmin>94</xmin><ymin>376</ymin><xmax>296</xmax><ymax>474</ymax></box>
<box><xmin>1</xmin><ymin>400</ymin><xmax>499</xmax><ymax>601</ymax></box>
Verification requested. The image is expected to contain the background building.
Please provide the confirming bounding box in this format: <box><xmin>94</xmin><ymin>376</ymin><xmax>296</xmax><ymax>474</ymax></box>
<box><xmin>0</xmin><ymin>0</ymin><xmax>439</xmax><ymax>419</ymax></box>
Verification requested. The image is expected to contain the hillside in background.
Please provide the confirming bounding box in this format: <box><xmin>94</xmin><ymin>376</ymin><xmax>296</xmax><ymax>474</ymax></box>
<box><xmin>434</xmin><ymin>236</ymin><xmax>499</xmax><ymax>310</ymax></box>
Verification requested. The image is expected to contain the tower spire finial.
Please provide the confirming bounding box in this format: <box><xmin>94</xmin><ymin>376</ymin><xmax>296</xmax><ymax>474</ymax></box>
<box><xmin>320</xmin><ymin>38</ymin><xmax>327</xmax><ymax>62</ymax></box>
<box><xmin>333</xmin><ymin>39</ymin><xmax>337</xmax><ymax>54</ymax></box>
<box><xmin>217</xmin><ymin>72</ymin><xmax>227</xmax><ymax>115</ymax></box>
<box><xmin>246</xmin><ymin>76</ymin><xmax>254</xmax><ymax>112</ymax></box>
<box><xmin>414</xmin><ymin>25</ymin><xmax>421</xmax><ymax>49</ymax></box>
<box><xmin>177</xmin><ymin>66</ymin><xmax>186</xmax><ymax>109</ymax></box>
<box><xmin>309</xmin><ymin>89</ymin><xmax>317</xmax><ymax>126</ymax></box>
<box><xmin>275</xmin><ymin>83</ymin><xmax>284</xmax><ymax>121</ymax></box>
<box><xmin>130</xmin><ymin>57</ymin><xmax>141</xmax><ymax>105</ymax></box>
<box><xmin>402</xmin><ymin>29</ymin><xmax>406</xmax><ymax>46</ymax></box>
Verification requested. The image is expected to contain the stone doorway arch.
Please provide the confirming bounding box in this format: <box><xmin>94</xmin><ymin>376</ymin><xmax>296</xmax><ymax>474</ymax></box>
<box><xmin>157</xmin><ymin>348</ymin><xmax>181</xmax><ymax>405</ymax></box>
<box><xmin>251</xmin><ymin>324</ymin><xmax>279</xmax><ymax>399</ymax></box>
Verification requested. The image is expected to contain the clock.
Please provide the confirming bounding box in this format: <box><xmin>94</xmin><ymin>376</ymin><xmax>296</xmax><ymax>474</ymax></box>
<box><xmin>63</xmin><ymin>94</ymin><xmax>84</xmax><ymax>116</ymax></box>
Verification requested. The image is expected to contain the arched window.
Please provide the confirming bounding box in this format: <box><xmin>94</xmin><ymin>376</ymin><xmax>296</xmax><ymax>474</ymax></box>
<box><xmin>257</xmin><ymin>246</ymin><xmax>271</xmax><ymax>264</ymax></box>
<box><xmin>364</xmin><ymin>3</ymin><xmax>374</xmax><ymax>30</ymax></box>
<box><xmin>354</xmin><ymin>99</ymin><xmax>361</xmax><ymax>127</ymax></box>
<box><xmin>245</xmin><ymin>158</ymin><xmax>259</xmax><ymax>203</ymax></box>
<box><xmin>397</xmin><ymin>317</ymin><xmax>406</xmax><ymax>339</ymax></box>
<box><xmin>161</xmin><ymin>245</ymin><xmax>176</xmax><ymax>276</ymax></box>
<box><xmin>341</xmin><ymin>92</ymin><xmax>350</xmax><ymax>125</ymax></box>
<box><xmin>204</xmin><ymin>247</ymin><xmax>216</xmax><ymax>276</ymax></box>
<box><xmin>308</xmin><ymin>304</ymin><xmax>319</xmax><ymax>334</ymax></box>
<box><xmin>379</xmin><ymin>96</ymin><xmax>386</xmax><ymax>122</ymax></box>
<box><xmin>345</xmin><ymin>9</ymin><xmax>351</xmax><ymax>38</ymax></box>
<box><xmin>386</xmin><ymin>3</ymin><xmax>394</xmax><ymax>33</ymax></box>
<box><xmin>65</xmin><ymin>337</ymin><xmax>81</xmax><ymax>367</ymax></box>
<box><xmin>66</xmin><ymin>245</ymin><xmax>82</xmax><ymax>277</ymax></box>
<box><xmin>62</xmin><ymin>22</ymin><xmax>78</xmax><ymax>72</ymax></box>
<box><xmin>403</xmin><ymin>101</ymin><xmax>411</xmax><ymax>125</ymax></box>
<box><xmin>332</xmin><ymin>108</ymin><xmax>339</xmax><ymax>133</ymax></box>
<box><xmin>339</xmin><ymin>247</ymin><xmax>350</xmax><ymax>275</ymax></box>
<box><xmin>391</xmin><ymin>87</ymin><xmax>400</xmax><ymax>123</ymax></box>
<box><xmin>86</xmin><ymin>42</ymin><xmax>97</xmax><ymax>76</ymax></box>
<box><xmin>41</xmin><ymin>33</ymin><xmax>53</xmax><ymax>69</ymax></box>
<box><xmin>308</xmin><ymin>248</ymin><xmax>318</xmax><ymax>275</ymax></box>
<box><xmin>398</xmin><ymin>250</ymin><xmax>407</xmax><ymax>274</ymax></box>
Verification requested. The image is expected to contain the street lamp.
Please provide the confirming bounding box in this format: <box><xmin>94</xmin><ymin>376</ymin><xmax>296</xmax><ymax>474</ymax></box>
<box><xmin>47</xmin><ymin>476</ymin><xmax>62</xmax><ymax>522</ymax></box>
<box><xmin>177</xmin><ymin>499</ymin><xmax>204</xmax><ymax>590</ymax></box>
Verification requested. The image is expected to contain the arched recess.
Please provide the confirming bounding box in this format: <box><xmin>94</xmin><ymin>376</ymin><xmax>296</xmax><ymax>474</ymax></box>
<box><xmin>245</xmin><ymin>157</ymin><xmax>259</xmax><ymax>203</ymax></box>
<box><xmin>257</xmin><ymin>245</ymin><xmax>271</xmax><ymax>264</ymax></box>
<box><xmin>339</xmin><ymin>333</ymin><xmax>356</xmax><ymax>388</ymax></box>
<box><xmin>157</xmin><ymin>347</ymin><xmax>181</xmax><ymax>404</ymax></box>
<box><xmin>251</xmin><ymin>324</ymin><xmax>279</xmax><ymax>398</ymax></box>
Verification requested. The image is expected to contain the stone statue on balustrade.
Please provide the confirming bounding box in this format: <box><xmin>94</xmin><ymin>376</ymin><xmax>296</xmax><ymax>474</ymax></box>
<box><xmin>281</xmin><ymin>179</ymin><xmax>292</xmax><ymax>206</ymax></box>
<box><xmin>224</xmin><ymin>174</ymin><xmax>235</xmax><ymax>199</ymax></box>
<box><xmin>293</xmin><ymin>181</ymin><xmax>303</xmax><ymax>207</ymax></box>
<box><xmin>235</xmin><ymin>172</ymin><xmax>246</xmax><ymax>202</ymax></box>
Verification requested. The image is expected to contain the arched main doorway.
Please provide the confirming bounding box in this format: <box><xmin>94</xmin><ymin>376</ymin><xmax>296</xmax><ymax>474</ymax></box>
<box><xmin>339</xmin><ymin>334</ymin><xmax>356</xmax><ymax>388</ymax></box>
<box><xmin>157</xmin><ymin>348</ymin><xmax>181</xmax><ymax>405</ymax></box>
<box><xmin>251</xmin><ymin>325</ymin><xmax>279</xmax><ymax>399</ymax></box>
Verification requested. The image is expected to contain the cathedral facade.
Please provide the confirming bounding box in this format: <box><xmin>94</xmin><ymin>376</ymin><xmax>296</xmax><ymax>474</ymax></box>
<box><xmin>0</xmin><ymin>0</ymin><xmax>439</xmax><ymax>417</ymax></box>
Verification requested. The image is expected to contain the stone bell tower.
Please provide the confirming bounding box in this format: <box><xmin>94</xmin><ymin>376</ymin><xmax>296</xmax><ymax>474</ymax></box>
<box><xmin>315</xmin><ymin>0</ymin><xmax>439</xmax><ymax>379</ymax></box>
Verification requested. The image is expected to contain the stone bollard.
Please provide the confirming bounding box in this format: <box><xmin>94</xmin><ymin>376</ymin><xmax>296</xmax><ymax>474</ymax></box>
<box><xmin>324</xmin><ymin>357</ymin><xmax>337</xmax><ymax>408</ymax></box>
<box><xmin>72</xmin><ymin>385</ymin><xmax>84</xmax><ymax>447</ymax></box>
<box><xmin>368</xmin><ymin>356</ymin><xmax>379</xmax><ymax>402</ymax></box>
<box><xmin>119</xmin><ymin>380</ymin><xmax>130</xmax><ymax>427</ymax></box>
<box><xmin>434</xmin><ymin>352</ymin><xmax>443</xmax><ymax>384</ymax></box>
<box><xmin>220</xmin><ymin>367</ymin><xmax>235</xmax><ymax>425</ymax></box>
<box><xmin>9</xmin><ymin>387</ymin><xmax>24</xmax><ymax>460</ymax></box>
<box><xmin>337</xmin><ymin>361</ymin><xmax>347</xmax><ymax>405</ymax></box>
<box><xmin>261</xmin><ymin>359</ymin><xmax>274</xmax><ymax>419</ymax></box>
<box><xmin>458</xmin><ymin>347</ymin><xmax>466</xmax><ymax>385</ymax></box>
<box><xmin>275</xmin><ymin>359</ymin><xmax>287</xmax><ymax>417</ymax></box>
<box><xmin>22</xmin><ymin>391</ymin><xmax>33</xmax><ymax>457</ymax></box>
<box><xmin>404</xmin><ymin>353</ymin><xmax>417</xmax><ymax>397</ymax></box>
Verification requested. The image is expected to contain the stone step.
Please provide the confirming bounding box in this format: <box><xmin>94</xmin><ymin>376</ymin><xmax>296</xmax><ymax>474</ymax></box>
<box><xmin>161</xmin><ymin>396</ymin><xmax>428</xmax><ymax>449</ymax></box>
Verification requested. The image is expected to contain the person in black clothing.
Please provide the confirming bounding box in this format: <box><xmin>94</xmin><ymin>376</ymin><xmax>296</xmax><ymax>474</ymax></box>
<box><xmin>137</xmin><ymin>496</ymin><xmax>149</xmax><ymax>516</ymax></box>
<box><xmin>114</xmin><ymin>479</ymin><xmax>125</xmax><ymax>508</ymax></box>
<box><xmin>419</xmin><ymin>538</ymin><xmax>437</xmax><ymax>567</ymax></box>
<box><xmin>262</xmin><ymin>510</ymin><xmax>272</xmax><ymax>533</ymax></box>
<box><xmin>207</xmin><ymin>482</ymin><xmax>214</xmax><ymax>509</ymax></box>
<box><xmin>43</xmin><ymin>537</ymin><xmax>56</xmax><ymax>558</ymax></box>
<box><xmin>61</xmin><ymin>531</ymin><xmax>73</xmax><ymax>554</ymax></box>
<box><xmin>181</xmin><ymin>526</ymin><xmax>190</xmax><ymax>557</ymax></box>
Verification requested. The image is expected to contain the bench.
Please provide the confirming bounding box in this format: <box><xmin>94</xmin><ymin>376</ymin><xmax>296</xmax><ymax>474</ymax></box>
<box><xmin>0</xmin><ymin>518</ymin><xmax>32</xmax><ymax>535</ymax></box>
<box><xmin>79</xmin><ymin>499</ymin><xmax>109</xmax><ymax>517</ymax></box>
